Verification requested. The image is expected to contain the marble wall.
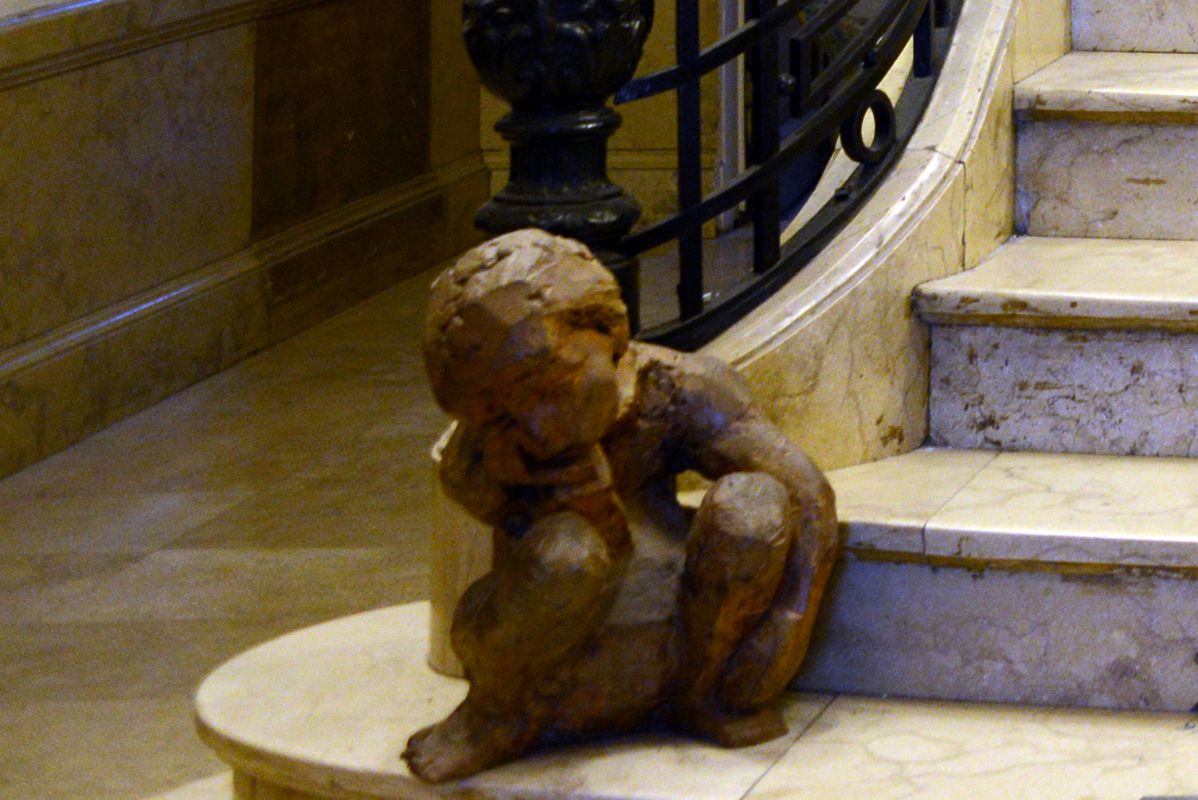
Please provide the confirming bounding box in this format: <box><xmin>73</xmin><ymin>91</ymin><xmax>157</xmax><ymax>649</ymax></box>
<box><xmin>0</xmin><ymin>0</ymin><xmax>488</xmax><ymax>479</ymax></box>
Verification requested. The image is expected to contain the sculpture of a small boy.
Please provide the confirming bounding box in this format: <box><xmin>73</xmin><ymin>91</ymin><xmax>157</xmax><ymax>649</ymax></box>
<box><xmin>405</xmin><ymin>230</ymin><xmax>838</xmax><ymax>782</ymax></box>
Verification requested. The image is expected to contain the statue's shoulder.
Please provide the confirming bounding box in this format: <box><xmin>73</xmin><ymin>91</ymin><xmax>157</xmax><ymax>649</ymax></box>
<box><xmin>624</xmin><ymin>343</ymin><xmax>756</xmax><ymax>432</ymax></box>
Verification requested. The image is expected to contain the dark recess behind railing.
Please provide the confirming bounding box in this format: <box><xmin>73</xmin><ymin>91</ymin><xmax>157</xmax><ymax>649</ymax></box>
<box><xmin>461</xmin><ymin>0</ymin><xmax>963</xmax><ymax>351</ymax></box>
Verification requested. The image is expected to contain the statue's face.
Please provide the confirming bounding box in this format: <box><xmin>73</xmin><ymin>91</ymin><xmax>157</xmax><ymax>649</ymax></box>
<box><xmin>486</xmin><ymin>321</ymin><xmax>621</xmax><ymax>462</ymax></box>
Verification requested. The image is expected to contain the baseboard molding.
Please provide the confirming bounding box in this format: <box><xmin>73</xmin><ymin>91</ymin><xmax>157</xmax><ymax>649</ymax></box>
<box><xmin>0</xmin><ymin>154</ymin><xmax>488</xmax><ymax>479</ymax></box>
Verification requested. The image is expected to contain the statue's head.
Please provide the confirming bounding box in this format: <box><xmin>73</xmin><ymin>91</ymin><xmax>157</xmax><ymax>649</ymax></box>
<box><xmin>424</xmin><ymin>230</ymin><xmax>630</xmax><ymax>459</ymax></box>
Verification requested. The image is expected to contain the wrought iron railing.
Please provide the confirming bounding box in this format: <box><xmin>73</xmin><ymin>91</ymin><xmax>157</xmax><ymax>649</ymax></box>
<box><xmin>462</xmin><ymin>0</ymin><xmax>963</xmax><ymax>350</ymax></box>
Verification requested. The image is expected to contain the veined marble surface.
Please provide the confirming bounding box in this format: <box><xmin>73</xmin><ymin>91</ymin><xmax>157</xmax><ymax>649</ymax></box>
<box><xmin>1015</xmin><ymin>52</ymin><xmax>1198</xmax><ymax>120</ymax></box>
<box><xmin>196</xmin><ymin>601</ymin><xmax>1198</xmax><ymax>800</ymax></box>
<box><xmin>925</xmin><ymin>451</ymin><xmax>1198</xmax><ymax>566</ymax></box>
<box><xmin>828</xmin><ymin>448</ymin><xmax>1198</xmax><ymax>568</ymax></box>
<box><xmin>747</xmin><ymin>694</ymin><xmax>1198</xmax><ymax>799</ymax></box>
<box><xmin>799</xmin><ymin>558</ymin><xmax>1198</xmax><ymax>712</ymax></box>
<box><xmin>1074</xmin><ymin>0</ymin><xmax>1198</xmax><ymax>53</ymax></box>
<box><xmin>1012</xmin><ymin>0</ymin><xmax>1070</xmax><ymax>82</ymax></box>
<box><xmin>827</xmin><ymin>448</ymin><xmax>998</xmax><ymax>555</ymax></box>
<box><xmin>915</xmin><ymin>236</ymin><xmax>1198</xmax><ymax>330</ymax></box>
<box><xmin>1017</xmin><ymin>120</ymin><xmax>1198</xmax><ymax>240</ymax></box>
<box><xmin>706</xmin><ymin>0</ymin><xmax>1018</xmax><ymax>470</ymax></box>
<box><xmin>0</xmin><ymin>0</ymin><xmax>251</xmax><ymax>74</ymax></box>
<box><xmin>929</xmin><ymin>324</ymin><xmax>1198</xmax><ymax>457</ymax></box>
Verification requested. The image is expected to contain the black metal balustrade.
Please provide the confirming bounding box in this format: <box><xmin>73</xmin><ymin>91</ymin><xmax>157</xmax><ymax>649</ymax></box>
<box><xmin>462</xmin><ymin>0</ymin><xmax>963</xmax><ymax>350</ymax></box>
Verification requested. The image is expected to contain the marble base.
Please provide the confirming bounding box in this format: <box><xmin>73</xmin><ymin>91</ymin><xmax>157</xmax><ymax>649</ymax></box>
<box><xmin>928</xmin><ymin>323</ymin><xmax>1198</xmax><ymax>456</ymax></box>
<box><xmin>196</xmin><ymin>602</ymin><xmax>1198</xmax><ymax>800</ymax></box>
<box><xmin>1074</xmin><ymin>0</ymin><xmax>1198</xmax><ymax>53</ymax></box>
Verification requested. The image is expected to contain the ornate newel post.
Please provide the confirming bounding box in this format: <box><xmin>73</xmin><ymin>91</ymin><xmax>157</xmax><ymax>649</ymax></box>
<box><xmin>462</xmin><ymin>0</ymin><xmax>653</xmax><ymax>330</ymax></box>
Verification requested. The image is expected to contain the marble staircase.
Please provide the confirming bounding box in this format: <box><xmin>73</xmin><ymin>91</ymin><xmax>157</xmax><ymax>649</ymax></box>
<box><xmin>807</xmin><ymin>2</ymin><xmax>1198</xmax><ymax>712</ymax></box>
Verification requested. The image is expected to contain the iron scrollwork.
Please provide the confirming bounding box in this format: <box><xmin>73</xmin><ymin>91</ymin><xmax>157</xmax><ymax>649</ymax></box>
<box><xmin>840</xmin><ymin>89</ymin><xmax>897</xmax><ymax>164</ymax></box>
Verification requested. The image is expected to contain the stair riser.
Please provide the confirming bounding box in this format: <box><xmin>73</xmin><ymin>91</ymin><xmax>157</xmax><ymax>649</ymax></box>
<box><xmin>1017</xmin><ymin>120</ymin><xmax>1198</xmax><ymax>240</ymax></box>
<box><xmin>1073</xmin><ymin>0</ymin><xmax>1198</xmax><ymax>53</ymax></box>
<box><xmin>928</xmin><ymin>325</ymin><xmax>1198</xmax><ymax>457</ymax></box>
<box><xmin>797</xmin><ymin>558</ymin><xmax>1198</xmax><ymax>712</ymax></box>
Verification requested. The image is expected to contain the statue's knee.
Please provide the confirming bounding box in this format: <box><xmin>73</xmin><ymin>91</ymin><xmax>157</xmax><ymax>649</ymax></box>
<box><xmin>694</xmin><ymin>473</ymin><xmax>790</xmax><ymax>548</ymax></box>
<box><xmin>688</xmin><ymin>473</ymin><xmax>791</xmax><ymax>584</ymax></box>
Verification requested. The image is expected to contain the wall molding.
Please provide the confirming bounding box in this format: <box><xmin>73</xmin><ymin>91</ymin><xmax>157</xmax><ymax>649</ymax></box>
<box><xmin>0</xmin><ymin>153</ymin><xmax>484</xmax><ymax>382</ymax></box>
<box><xmin>0</xmin><ymin>0</ymin><xmax>330</xmax><ymax>91</ymax></box>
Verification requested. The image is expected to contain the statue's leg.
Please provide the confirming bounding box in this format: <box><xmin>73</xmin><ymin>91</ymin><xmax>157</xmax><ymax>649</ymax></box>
<box><xmin>719</xmin><ymin>488</ymin><xmax>838</xmax><ymax>711</ymax></box>
<box><xmin>404</xmin><ymin>510</ymin><xmax>621</xmax><ymax>782</ymax></box>
<box><xmin>671</xmin><ymin>472</ymin><xmax>792</xmax><ymax>747</ymax></box>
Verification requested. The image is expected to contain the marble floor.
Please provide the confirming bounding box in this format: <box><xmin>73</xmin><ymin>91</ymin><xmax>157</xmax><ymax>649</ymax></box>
<box><xmin>0</xmin><ymin>264</ymin><xmax>448</xmax><ymax>800</ymax></box>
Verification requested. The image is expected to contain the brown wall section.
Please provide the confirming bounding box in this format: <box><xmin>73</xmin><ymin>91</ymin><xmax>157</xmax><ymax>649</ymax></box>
<box><xmin>0</xmin><ymin>0</ymin><xmax>488</xmax><ymax>479</ymax></box>
<box><xmin>252</xmin><ymin>0</ymin><xmax>433</xmax><ymax>236</ymax></box>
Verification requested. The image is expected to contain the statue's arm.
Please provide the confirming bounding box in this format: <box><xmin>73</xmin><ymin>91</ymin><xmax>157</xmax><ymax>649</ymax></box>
<box><xmin>670</xmin><ymin>353</ymin><xmax>836</xmax><ymax>540</ymax></box>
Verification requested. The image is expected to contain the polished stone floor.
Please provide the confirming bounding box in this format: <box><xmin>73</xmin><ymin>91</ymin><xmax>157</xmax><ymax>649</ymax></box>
<box><xmin>0</xmin><ymin>264</ymin><xmax>448</xmax><ymax>799</ymax></box>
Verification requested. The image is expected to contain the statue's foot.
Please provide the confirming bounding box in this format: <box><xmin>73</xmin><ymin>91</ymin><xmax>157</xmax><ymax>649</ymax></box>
<box><xmin>403</xmin><ymin>702</ymin><xmax>533</xmax><ymax>783</ymax></box>
<box><xmin>671</xmin><ymin>704</ymin><xmax>788</xmax><ymax>748</ymax></box>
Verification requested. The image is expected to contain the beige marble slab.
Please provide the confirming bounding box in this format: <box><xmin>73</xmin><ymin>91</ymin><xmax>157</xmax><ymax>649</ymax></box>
<box><xmin>748</xmin><ymin>695</ymin><xmax>1198</xmax><ymax>800</ymax></box>
<box><xmin>1015</xmin><ymin>52</ymin><xmax>1198</xmax><ymax>120</ymax></box>
<box><xmin>827</xmin><ymin>448</ymin><xmax>997</xmax><ymax>554</ymax></box>
<box><xmin>824</xmin><ymin>448</ymin><xmax>1198</xmax><ymax>568</ymax></box>
<box><xmin>1012</xmin><ymin>0</ymin><xmax>1070</xmax><ymax>82</ymax></box>
<box><xmin>0</xmin><ymin>696</ymin><xmax>226</xmax><ymax>800</ymax></box>
<box><xmin>915</xmin><ymin>236</ymin><xmax>1198</xmax><ymax>330</ymax></box>
<box><xmin>797</xmin><ymin>558</ymin><xmax>1198</xmax><ymax>712</ymax></box>
<box><xmin>925</xmin><ymin>451</ymin><xmax>1198</xmax><ymax>567</ymax></box>
<box><xmin>140</xmin><ymin>773</ymin><xmax>231</xmax><ymax>800</ymax></box>
<box><xmin>197</xmin><ymin>602</ymin><xmax>835</xmax><ymax>800</ymax></box>
<box><xmin>1017</xmin><ymin>120</ymin><xmax>1198</xmax><ymax>240</ymax></box>
<box><xmin>4</xmin><ymin>548</ymin><xmax>428</xmax><ymax>624</ymax></box>
<box><xmin>1074</xmin><ymin>0</ymin><xmax>1198</xmax><ymax>54</ymax></box>
<box><xmin>929</xmin><ymin>324</ymin><xmax>1198</xmax><ymax>457</ymax></box>
<box><xmin>0</xmin><ymin>490</ymin><xmax>252</xmax><ymax>555</ymax></box>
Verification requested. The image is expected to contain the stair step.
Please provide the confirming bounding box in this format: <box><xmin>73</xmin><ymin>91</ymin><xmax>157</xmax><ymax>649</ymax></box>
<box><xmin>800</xmin><ymin>448</ymin><xmax>1198</xmax><ymax>711</ymax></box>
<box><xmin>1015</xmin><ymin>53</ymin><xmax>1198</xmax><ymax>240</ymax></box>
<box><xmin>1074</xmin><ymin>0</ymin><xmax>1198</xmax><ymax>54</ymax></box>
<box><xmin>916</xmin><ymin>238</ymin><xmax>1198</xmax><ymax>457</ymax></box>
<box><xmin>914</xmin><ymin>236</ymin><xmax>1198</xmax><ymax>332</ymax></box>
<box><xmin>1016</xmin><ymin>52</ymin><xmax>1198</xmax><ymax>122</ymax></box>
<box><xmin>831</xmin><ymin>448</ymin><xmax>1198</xmax><ymax>568</ymax></box>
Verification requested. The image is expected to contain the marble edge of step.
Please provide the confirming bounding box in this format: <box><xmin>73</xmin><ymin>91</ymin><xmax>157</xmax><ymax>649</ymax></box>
<box><xmin>824</xmin><ymin>447</ymin><xmax>1198</xmax><ymax>577</ymax></box>
<box><xmin>911</xmin><ymin>237</ymin><xmax>1198</xmax><ymax>332</ymax></box>
<box><xmin>1013</xmin><ymin>51</ymin><xmax>1198</xmax><ymax>124</ymax></box>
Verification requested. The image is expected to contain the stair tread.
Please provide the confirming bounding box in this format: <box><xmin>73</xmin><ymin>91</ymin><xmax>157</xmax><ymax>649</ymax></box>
<box><xmin>913</xmin><ymin>236</ymin><xmax>1198</xmax><ymax>330</ymax></box>
<box><xmin>1015</xmin><ymin>51</ymin><xmax>1198</xmax><ymax>119</ymax></box>
<box><xmin>829</xmin><ymin>448</ymin><xmax>1198</xmax><ymax>568</ymax></box>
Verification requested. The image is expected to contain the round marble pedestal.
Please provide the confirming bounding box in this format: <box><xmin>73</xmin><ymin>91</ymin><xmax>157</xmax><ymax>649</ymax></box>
<box><xmin>195</xmin><ymin>602</ymin><xmax>821</xmax><ymax>800</ymax></box>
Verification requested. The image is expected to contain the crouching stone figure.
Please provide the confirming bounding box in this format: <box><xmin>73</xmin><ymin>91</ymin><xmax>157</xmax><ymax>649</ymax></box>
<box><xmin>404</xmin><ymin>229</ymin><xmax>839</xmax><ymax>782</ymax></box>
